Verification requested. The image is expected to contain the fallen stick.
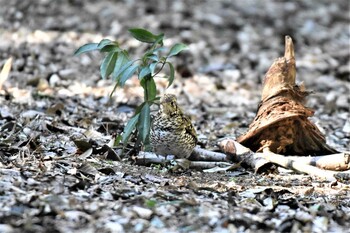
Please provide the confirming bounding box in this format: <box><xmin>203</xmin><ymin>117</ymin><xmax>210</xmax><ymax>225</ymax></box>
<box><xmin>261</xmin><ymin>149</ymin><xmax>350</xmax><ymax>184</ymax></box>
<box><xmin>135</xmin><ymin>151</ymin><xmax>235</xmax><ymax>170</ymax></box>
<box><xmin>218</xmin><ymin>138</ymin><xmax>273</xmax><ymax>173</ymax></box>
<box><xmin>286</xmin><ymin>152</ymin><xmax>350</xmax><ymax>171</ymax></box>
<box><xmin>189</xmin><ymin>161</ymin><xmax>233</xmax><ymax>170</ymax></box>
<box><xmin>135</xmin><ymin>152</ymin><xmax>173</xmax><ymax>166</ymax></box>
<box><xmin>260</xmin><ymin>148</ymin><xmax>337</xmax><ymax>182</ymax></box>
<box><xmin>219</xmin><ymin>138</ymin><xmax>350</xmax><ymax>172</ymax></box>
<box><xmin>189</xmin><ymin>147</ymin><xmax>234</xmax><ymax>162</ymax></box>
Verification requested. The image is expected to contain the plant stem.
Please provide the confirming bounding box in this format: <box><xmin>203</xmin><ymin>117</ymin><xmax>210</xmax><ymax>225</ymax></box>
<box><xmin>153</xmin><ymin>61</ymin><xmax>166</xmax><ymax>77</ymax></box>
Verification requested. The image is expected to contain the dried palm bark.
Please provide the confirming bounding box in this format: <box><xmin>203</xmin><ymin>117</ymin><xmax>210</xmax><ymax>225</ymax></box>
<box><xmin>238</xmin><ymin>36</ymin><xmax>337</xmax><ymax>156</ymax></box>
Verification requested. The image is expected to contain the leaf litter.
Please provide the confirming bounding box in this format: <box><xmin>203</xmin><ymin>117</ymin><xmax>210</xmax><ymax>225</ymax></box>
<box><xmin>0</xmin><ymin>0</ymin><xmax>349</xmax><ymax>232</ymax></box>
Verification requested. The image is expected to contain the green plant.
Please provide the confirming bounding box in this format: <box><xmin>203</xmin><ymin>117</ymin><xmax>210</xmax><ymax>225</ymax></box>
<box><xmin>75</xmin><ymin>28</ymin><xmax>187</xmax><ymax>151</ymax></box>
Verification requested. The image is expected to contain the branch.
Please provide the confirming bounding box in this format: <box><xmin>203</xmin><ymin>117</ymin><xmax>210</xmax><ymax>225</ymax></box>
<box><xmin>134</xmin><ymin>152</ymin><xmax>172</xmax><ymax>166</ymax></box>
<box><xmin>189</xmin><ymin>147</ymin><xmax>233</xmax><ymax>162</ymax></box>
<box><xmin>286</xmin><ymin>152</ymin><xmax>350</xmax><ymax>171</ymax></box>
<box><xmin>260</xmin><ymin>148</ymin><xmax>337</xmax><ymax>182</ymax></box>
<box><xmin>218</xmin><ymin>138</ymin><xmax>274</xmax><ymax>173</ymax></box>
<box><xmin>135</xmin><ymin>151</ymin><xmax>235</xmax><ymax>170</ymax></box>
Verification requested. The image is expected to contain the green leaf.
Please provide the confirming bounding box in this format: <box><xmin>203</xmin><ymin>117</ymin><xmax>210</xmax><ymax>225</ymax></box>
<box><xmin>140</xmin><ymin>77</ymin><xmax>157</xmax><ymax>101</ymax></box>
<box><xmin>119</xmin><ymin>64</ymin><xmax>138</xmax><ymax>87</ymax></box>
<box><xmin>166</xmin><ymin>62</ymin><xmax>175</xmax><ymax>88</ymax></box>
<box><xmin>168</xmin><ymin>43</ymin><xmax>188</xmax><ymax>57</ymax></box>
<box><xmin>140</xmin><ymin>78</ymin><xmax>155</xmax><ymax>101</ymax></box>
<box><xmin>134</xmin><ymin>102</ymin><xmax>147</xmax><ymax>115</ymax></box>
<box><xmin>145</xmin><ymin>199</ymin><xmax>157</xmax><ymax>208</ymax></box>
<box><xmin>149</xmin><ymin>62</ymin><xmax>159</xmax><ymax>75</ymax></box>
<box><xmin>153</xmin><ymin>47</ymin><xmax>167</xmax><ymax>53</ymax></box>
<box><xmin>148</xmin><ymin>78</ymin><xmax>157</xmax><ymax>101</ymax></box>
<box><xmin>122</xmin><ymin>113</ymin><xmax>140</xmax><ymax>143</ymax></box>
<box><xmin>144</xmin><ymin>48</ymin><xmax>164</xmax><ymax>62</ymax></box>
<box><xmin>145</xmin><ymin>54</ymin><xmax>159</xmax><ymax>62</ymax></box>
<box><xmin>114</xmin><ymin>61</ymin><xmax>133</xmax><ymax>82</ymax></box>
<box><xmin>100</xmin><ymin>52</ymin><xmax>118</xmax><ymax>79</ymax></box>
<box><xmin>111</xmin><ymin>51</ymin><xmax>131</xmax><ymax>81</ymax></box>
<box><xmin>129</xmin><ymin>28</ymin><xmax>158</xmax><ymax>43</ymax></box>
<box><xmin>100</xmin><ymin>44</ymin><xmax>121</xmax><ymax>53</ymax></box>
<box><xmin>139</xmin><ymin>66</ymin><xmax>151</xmax><ymax>80</ymax></box>
<box><xmin>74</xmin><ymin>43</ymin><xmax>99</xmax><ymax>56</ymax></box>
<box><xmin>152</xmin><ymin>33</ymin><xmax>164</xmax><ymax>47</ymax></box>
<box><xmin>114</xmin><ymin>134</ymin><xmax>123</xmax><ymax>146</ymax></box>
<box><xmin>138</xmin><ymin>103</ymin><xmax>151</xmax><ymax>142</ymax></box>
<box><xmin>97</xmin><ymin>39</ymin><xmax>113</xmax><ymax>49</ymax></box>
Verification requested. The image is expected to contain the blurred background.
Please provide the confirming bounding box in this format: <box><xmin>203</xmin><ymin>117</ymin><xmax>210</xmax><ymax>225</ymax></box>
<box><xmin>0</xmin><ymin>0</ymin><xmax>349</xmax><ymax>150</ymax></box>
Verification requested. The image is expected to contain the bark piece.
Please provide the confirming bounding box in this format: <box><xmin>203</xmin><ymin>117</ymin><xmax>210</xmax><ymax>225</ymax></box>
<box><xmin>238</xmin><ymin>36</ymin><xmax>337</xmax><ymax>156</ymax></box>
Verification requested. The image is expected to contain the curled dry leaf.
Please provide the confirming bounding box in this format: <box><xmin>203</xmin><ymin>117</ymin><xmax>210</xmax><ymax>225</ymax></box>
<box><xmin>238</xmin><ymin>36</ymin><xmax>337</xmax><ymax>156</ymax></box>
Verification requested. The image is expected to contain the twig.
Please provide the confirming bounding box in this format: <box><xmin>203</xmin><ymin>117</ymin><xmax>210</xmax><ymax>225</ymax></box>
<box><xmin>189</xmin><ymin>161</ymin><xmax>232</xmax><ymax>170</ymax></box>
<box><xmin>190</xmin><ymin>146</ymin><xmax>233</xmax><ymax>161</ymax></box>
<box><xmin>135</xmin><ymin>152</ymin><xmax>172</xmax><ymax>166</ymax></box>
<box><xmin>135</xmin><ymin>151</ymin><xmax>236</xmax><ymax>170</ymax></box>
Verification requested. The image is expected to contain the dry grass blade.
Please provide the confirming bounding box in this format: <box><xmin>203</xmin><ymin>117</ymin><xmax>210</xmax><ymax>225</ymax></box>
<box><xmin>0</xmin><ymin>57</ymin><xmax>13</xmax><ymax>90</ymax></box>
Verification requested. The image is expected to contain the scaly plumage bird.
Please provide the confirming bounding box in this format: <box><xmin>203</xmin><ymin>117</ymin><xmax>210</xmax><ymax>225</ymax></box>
<box><xmin>150</xmin><ymin>94</ymin><xmax>197</xmax><ymax>158</ymax></box>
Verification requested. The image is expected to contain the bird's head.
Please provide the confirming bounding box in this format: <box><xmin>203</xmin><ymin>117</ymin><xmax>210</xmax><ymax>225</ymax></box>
<box><xmin>160</xmin><ymin>94</ymin><xmax>180</xmax><ymax>116</ymax></box>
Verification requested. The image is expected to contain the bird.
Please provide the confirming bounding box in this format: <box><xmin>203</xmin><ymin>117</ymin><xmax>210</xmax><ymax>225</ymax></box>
<box><xmin>150</xmin><ymin>94</ymin><xmax>197</xmax><ymax>159</ymax></box>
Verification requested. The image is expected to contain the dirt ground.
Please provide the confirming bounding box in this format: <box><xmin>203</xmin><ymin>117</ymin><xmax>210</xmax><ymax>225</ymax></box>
<box><xmin>0</xmin><ymin>0</ymin><xmax>349</xmax><ymax>232</ymax></box>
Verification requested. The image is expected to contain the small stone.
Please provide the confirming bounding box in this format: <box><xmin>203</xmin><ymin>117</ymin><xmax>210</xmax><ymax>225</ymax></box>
<box><xmin>13</xmin><ymin>58</ymin><xmax>25</xmax><ymax>71</ymax></box>
<box><xmin>336</xmin><ymin>95</ymin><xmax>349</xmax><ymax>109</ymax></box>
<box><xmin>49</xmin><ymin>73</ymin><xmax>61</xmax><ymax>86</ymax></box>
<box><xmin>0</xmin><ymin>224</ymin><xmax>14</xmax><ymax>233</ymax></box>
<box><xmin>105</xmin><ymin>222</ymin><xmax>123</xmax><ymax>233</ymax></box>
<box><xmin>80</xmin><ymin>55</ymin><xmax>92</xmax><ymax>66</ymax></box>
<box><xmin>58</xmin><ymin>69</ymin><xmax>76</xmax><ymax>79</ymax></box>
<box><xmin>343</xmin><ymin>120</ymin><xmax>350</xmax><ymax>134</ymax></box>
<box><xmin>37</xmin><ymin>78</ymin><xmax>50</xmax><ymax>91</ymax></box>
<box><xmin>38</xmin><ymin>54</ymin><xmax>50</xmax><ymax>65</ymax></box>
<box><xmin>150</xmin><ymin>216</ymin><xmax>165</xmax><ymax>228</ymax></box>
<box><xmin>21</xmin><ymin>110</ymin><xmax>44</xmax><ymax>119</ymax></box>
<box><xmin>334</xmin><ymin>131</ymin><xmax>344</xmax><ymax>138</ymax></box>
<box><xmin>132</xmin><ymin>206</ymin><xmax>153</xmax><ymax>219</ymax></box>
<box><xmin>205</xmin><ymin>13</ymin><xmax>223</xmax><ymax>25</ymax></box>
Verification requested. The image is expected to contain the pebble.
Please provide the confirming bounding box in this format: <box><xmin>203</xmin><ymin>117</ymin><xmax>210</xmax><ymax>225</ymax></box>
<box><xmin>49</xmin><ymin>73</ymin><xmax>61</xmax><ymax>86</ymax></box>
<box><xmin>58</xmin><ymin>69</ymin><xmax>76</xmax><ymax>79</ymax></box>
<box><xmin>132</xmin><ymin>206</ymin><xmax>153</xmax><ymax>219</ymax></box>
<box><xmin>80</xmin><ymin>55</ymin><xmax>92</xmax><ymax>66</ymax></box>
<box><xmin>21</xmin><ymin>110</ymin><xmax>44</xmax><ymax>119</ymax></box>
<box><xmin>104</xmin><ymin>222</ymin><xmax>124</xmax><ymax>232</ymax></box>
<box><xmin>343</xmin><ymin>120</ymin><xmax>350</xmax><ymax>134</ymax></box>
<box><xmin>336</xmin><ymin>95</ymin><xmax>349</xmax><ymax>109</ymax></box>
<box><xmin>334</xmin><ymin>131</ymin><xmax>344</xmax><ymax>138</ymax></box>
<box><xmin>0</xmin><ymin>224</ymin><xmax>14</xmax><ymax>233</ymax></box>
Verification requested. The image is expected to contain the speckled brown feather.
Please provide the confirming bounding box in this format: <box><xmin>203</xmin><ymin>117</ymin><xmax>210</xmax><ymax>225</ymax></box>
<box><xmin>150</xmin><ymin>94</ymin><xmax>197</xmax><ymax>158</ymax></box>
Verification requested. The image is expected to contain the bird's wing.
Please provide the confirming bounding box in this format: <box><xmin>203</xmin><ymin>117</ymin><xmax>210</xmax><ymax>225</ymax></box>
<box><xmin>181</xmin><ymin>114</ymin><xmax>198</xmax><ymax>143</ymax></box>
